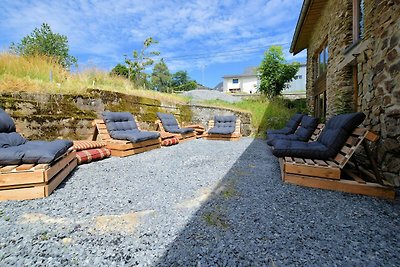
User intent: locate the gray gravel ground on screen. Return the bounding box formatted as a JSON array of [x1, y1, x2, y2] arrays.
[[182, 89, 242, 103], [0, 138, 399, 266]]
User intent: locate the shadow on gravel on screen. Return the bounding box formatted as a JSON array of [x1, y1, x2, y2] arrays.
[[154, 110, 400, 266]]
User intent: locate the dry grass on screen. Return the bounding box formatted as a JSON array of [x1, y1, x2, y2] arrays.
[[0, 53, 189, 104]]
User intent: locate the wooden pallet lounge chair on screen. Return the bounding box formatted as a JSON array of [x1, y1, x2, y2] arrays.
[[267, 115, 318, 146], [273, 113, 395, 199], [204, 115, 241, 141], [155, 112, 196, 142], [92, 112, 161, 157], [0, 108, 76, 201]]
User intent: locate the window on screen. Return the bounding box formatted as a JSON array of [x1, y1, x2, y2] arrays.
[[313, 41, 328, 119], [232, 78, 239, 84], [352, 0, 365, 43], [317, 45, 328, 78]]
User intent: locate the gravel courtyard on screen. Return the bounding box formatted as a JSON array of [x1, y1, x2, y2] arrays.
[[0, 138, 399, 266]]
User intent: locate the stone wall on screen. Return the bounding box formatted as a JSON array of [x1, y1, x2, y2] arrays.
[[0, 89, 253, 141], [304, 0, 400, 185]]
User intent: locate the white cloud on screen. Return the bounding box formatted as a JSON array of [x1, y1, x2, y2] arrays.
[[0, 0, 303, 73]]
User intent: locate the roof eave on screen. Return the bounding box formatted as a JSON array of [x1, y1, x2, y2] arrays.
[[290, 0, 312, 55]]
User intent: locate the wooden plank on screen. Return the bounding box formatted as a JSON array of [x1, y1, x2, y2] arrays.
[[45, 158, 77, 196], [304, 159, 315, 165], [45, 151, 76, 181], [346, 136, 359, 146], [365, 131, 379, 142], [294, 158, 305, 164], [0, 170, 45, 187], [313, 160, 328, 166], [0, 165, 18, 173], [285, 157, 294, 162], [106, 138, 160, 150], [279, 158, 285, 181], [352, 127, 367, 136], [284, 174, 395, 200], [0, 185, 45, 201], [334, 153, 347, 166], [343, 169, 367, 184], [110, 143, 161, 157], [284, 162, 341, 179], [34, 164, 48, 170], [15, 164, 36, 171], [340, 146, 352, 154]]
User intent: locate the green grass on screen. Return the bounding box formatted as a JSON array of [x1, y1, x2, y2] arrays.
[[201, 96, 307, 138], [0, 53, 189, 104]]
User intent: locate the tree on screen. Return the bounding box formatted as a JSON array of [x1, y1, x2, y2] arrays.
[[110, 63, 129, 78], [125, 37, 160, 88], [10, 23, 77, 69], [171, 70, 197, 91], [151, 59, 172, 92], [258, 46, 299, 98]]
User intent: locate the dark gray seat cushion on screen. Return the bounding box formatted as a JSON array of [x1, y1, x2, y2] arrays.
[[0, 132, 27, 148], [0, 108, 17, 133], [102, 111, 160, 143], [272, 112, 366, 159], [208, 115, 236, 134], [156, 112, 194, 134], [266, 113, 303, 135], [20, 140, 73, 164], [0, 107, 73, 165], [0, 140, 73, 165], [267, 115, 318, 145], [111, 129, 160, 143]]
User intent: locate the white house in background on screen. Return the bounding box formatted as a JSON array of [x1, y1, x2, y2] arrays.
[[222, 67, 258, 94], [222, 64, 306, 94]]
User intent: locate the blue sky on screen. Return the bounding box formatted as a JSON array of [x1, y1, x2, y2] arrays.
[[0, 0, 306, 88]]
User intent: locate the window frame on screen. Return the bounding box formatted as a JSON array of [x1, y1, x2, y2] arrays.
[[232, 78, 239, 84], [352, 0, 364, 43]]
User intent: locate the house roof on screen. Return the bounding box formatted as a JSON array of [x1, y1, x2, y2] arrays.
[[222, 66, 258, 79], [290, 0, 328, 55]]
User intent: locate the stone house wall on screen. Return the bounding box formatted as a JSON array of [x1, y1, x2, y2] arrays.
[[304, 1, 400, 185]]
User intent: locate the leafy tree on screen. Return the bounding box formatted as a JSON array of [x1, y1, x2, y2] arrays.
[[125, 37, 160, 88], [171, 70, 197, 91], [258, 46, 299, 99], [110, 63, 129, 78], [10, 23, 77, 69], [151, 59, 172, 92]]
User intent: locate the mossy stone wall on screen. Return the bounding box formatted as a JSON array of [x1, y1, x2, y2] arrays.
[[0, 89, 252, 141]]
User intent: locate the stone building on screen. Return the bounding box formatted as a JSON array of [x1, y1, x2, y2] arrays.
[[290, 0, 400, 184]]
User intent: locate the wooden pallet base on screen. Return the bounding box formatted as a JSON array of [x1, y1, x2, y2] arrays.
[[204, 133, 241, 141], [109, 142, 161, 157], [178, 132, 196, 142], [283, 173, 395, 200], [0, 151, 77, 201]]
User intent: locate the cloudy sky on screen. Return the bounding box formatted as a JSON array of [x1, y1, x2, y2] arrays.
[[0, 0, 306, 88]]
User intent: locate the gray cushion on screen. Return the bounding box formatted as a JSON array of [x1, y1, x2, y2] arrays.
[[156, 112, 194, 134], [267, 115, 318, 145], [111, 129, 160, 143], [102, 111, 138, 133], [208, 115, 236, 134], [0, 146, 25, 165], [20, 140, 73, 164], [103, 111, 160, 143], [0, 132, 27, 148], [0, 108, 16, 133], [272, 112, 366, 160], [0, 140, 73, 165], [266, 113, 304, 135]]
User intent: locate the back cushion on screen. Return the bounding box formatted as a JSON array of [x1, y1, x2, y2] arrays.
[[0, 108, 16, 133], [102, 112, 138, 133], [157, 112, 180, 132], [295, 115, 318, 141], [0, 132, 27, 148], [317, 112, 366, 157], [214, 115, 236, 129], [286, 113, 304, 133]]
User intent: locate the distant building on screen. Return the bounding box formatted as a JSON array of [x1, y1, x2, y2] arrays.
[[222, 65, 306, 94]]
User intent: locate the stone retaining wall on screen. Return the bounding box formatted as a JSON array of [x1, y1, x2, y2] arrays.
[[0, 89, 253, 141]]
